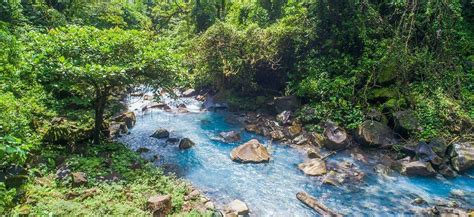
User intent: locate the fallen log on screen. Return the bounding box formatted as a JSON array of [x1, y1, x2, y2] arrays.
[[296, 191, 342, 217]]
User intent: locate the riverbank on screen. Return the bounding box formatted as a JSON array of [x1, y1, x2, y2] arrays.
[[4, 142, 213, 216]]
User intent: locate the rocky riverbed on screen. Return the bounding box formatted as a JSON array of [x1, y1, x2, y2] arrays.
[[114, 90, 474, 216]]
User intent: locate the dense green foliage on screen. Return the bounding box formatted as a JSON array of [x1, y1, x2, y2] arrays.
[[12, 142, 196, 215], [0, 0, 473, 214]]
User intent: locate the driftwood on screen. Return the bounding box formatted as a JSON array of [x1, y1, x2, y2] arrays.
[[296, 192, 342, 217]]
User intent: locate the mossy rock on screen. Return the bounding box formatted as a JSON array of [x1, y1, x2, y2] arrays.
[[382, 98, 407, 111], [377, 61, 398, 84], [393, 110, 418, 135], [368, 88, 400, 102]]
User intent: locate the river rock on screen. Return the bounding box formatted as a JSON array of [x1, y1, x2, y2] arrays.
[[438, 163, 458, 177], [114, 111, 136, 128], [276, 111, 292, 125], [230, 139, 270, 163], [224, 199, 249, 216], [178, 107, 189, 113], [107, 121, 128, 138], [298, 159, 327, 176], [425, 206, 469, 217], [393, 110, 418, 135], [293, 134, 309, 146], [307, 150, 320, 159], [136, 147, 150, 153], [166, 138, 180, 144], [270, 130, 285, 140], [179, 138, 196, 150], [71, 172, 88, 187], [182, 89, 196, 97], [195, 94, 206, 101], [322, 171, 346, 187], [146, 102, 169, 110], [355, 120, 397, 147], [373, 164, 393, 177], [245, 124, 258, 133], [288, 123, 302, 138], [147, 194, 172, 216], [429, 138, 449, 157], [151, 128, 170, 139], [350, 147, 369, 163], [449, 142, 474, 172], [219, 131, 241, 142], [401, 161, 436, 176], [321, 122, 349, 150], [417, 142, 444, 166]]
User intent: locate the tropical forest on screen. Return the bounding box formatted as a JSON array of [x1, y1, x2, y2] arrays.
[[0, 0, 473, 216]]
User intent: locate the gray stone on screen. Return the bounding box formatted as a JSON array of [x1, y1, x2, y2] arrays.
[[401, 161, 436, 176], [151, 128, 170, 139], [450, 142, 474, 172], [179, 138, 196, 150], [355, 120, 398, 147], [321, 122, 349, 150]]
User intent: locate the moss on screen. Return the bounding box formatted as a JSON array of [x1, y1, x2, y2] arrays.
[[377, 60, 398, 84], [368, 87, 400, 102]]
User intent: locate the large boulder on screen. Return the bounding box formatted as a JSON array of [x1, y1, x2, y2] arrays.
[[415, 142, 443, 166], [224, 199, 249, 216], [179, 138, 196, 150], [321, 122, 349, 150], [400, 161, 436, 176], [449, 142, 474, 172], [219, 131, 241, 142], [393, 110, 418, 135], [147, 194, 172, 217], [429, 138, 449, 157], [355, 120, 398, 147], [298, 159, 327, 176], [114, 111, 136, 129], [151, 128, 170, 139], [271, 95, 300, 113], [230, 139, 270, 163]]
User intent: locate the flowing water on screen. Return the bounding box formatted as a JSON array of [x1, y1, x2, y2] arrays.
[[119, 95, 474, 216]]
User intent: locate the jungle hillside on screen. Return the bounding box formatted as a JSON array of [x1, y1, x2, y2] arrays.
[[1, 0, 473, 216]]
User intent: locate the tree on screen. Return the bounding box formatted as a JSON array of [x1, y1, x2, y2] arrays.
[[27, 26, 177, 144]]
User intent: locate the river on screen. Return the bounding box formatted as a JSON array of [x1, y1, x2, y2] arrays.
[[119, 95, 474, 216]]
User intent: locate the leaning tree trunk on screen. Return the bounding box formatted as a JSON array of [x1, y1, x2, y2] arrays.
[[93, 90, 108, 145]]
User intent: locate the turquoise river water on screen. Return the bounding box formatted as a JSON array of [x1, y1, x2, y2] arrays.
[[119, 96, 474, 216]]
